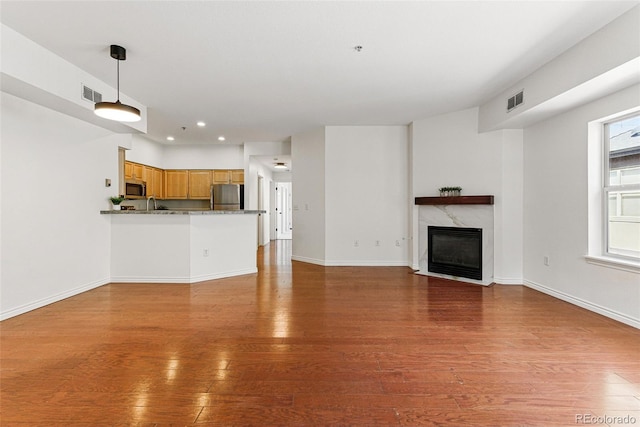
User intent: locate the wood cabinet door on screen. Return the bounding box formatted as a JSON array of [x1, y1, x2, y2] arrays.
[[152, 168, 164, 199], [212, 170, 231, 184], [230, 169, 244, 184], [143, 166, 154, 193], [124, 162, 133, 179], [165, 170, 189, 199], [132, 163, 144, 180], [188, 170, 212, 199]]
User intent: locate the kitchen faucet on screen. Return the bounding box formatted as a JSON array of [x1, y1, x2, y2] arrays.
[[146, 196, 157, 211]]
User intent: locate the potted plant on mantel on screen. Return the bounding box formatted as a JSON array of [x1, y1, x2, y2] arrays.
[[439, 186, 462, 197], [109, 196, 125, 210]]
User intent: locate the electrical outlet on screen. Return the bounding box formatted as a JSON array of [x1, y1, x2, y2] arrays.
[[354, 240, 359, 247], [203, 249, 209, 257], [375, 240, 380, 247], [395, 240, 400, 247], [543, 255, 550, 266]]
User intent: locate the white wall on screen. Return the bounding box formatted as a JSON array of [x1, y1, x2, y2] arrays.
[[1, 93, 117, 319], [523, 84, 640, 327], [411, 107, 524, 284], [1, 24, 147, 135], [125, 137, 244, 170], [479, 5, 640, 132], [126, 135, 164, 167], [162, 144, 243, 170], [247, 160, 273, 245], [324, 126, 409, 266], [291, 127, 326, 264]]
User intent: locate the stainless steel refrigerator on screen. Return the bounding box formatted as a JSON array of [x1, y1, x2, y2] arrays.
[[211, 184, 241, 210]]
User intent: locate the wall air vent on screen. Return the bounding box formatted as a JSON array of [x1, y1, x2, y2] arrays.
[[81, 84, 102, 104], [507, 90, 524, 112]]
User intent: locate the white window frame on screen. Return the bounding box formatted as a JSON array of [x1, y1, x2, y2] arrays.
[[586, 109, 640, 273]]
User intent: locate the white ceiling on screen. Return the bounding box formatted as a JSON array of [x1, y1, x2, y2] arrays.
[[1, 1, 636, 149]]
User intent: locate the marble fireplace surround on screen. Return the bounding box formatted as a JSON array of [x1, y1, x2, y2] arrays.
[[416, 196, 494, 286]]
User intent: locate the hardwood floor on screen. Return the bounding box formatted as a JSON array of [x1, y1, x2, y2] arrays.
[[1, 240, 639, 426]]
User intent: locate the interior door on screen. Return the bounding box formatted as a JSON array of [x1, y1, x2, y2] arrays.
[[276, 182, 292, 240]]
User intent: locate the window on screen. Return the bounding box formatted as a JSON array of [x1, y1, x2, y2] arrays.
[[604, 113, 640, 260]]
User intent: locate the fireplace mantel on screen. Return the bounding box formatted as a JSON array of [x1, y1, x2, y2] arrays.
[[415, 195, 494, 205]]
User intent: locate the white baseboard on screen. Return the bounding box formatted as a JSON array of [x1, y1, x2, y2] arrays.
[[291, 255, 410, 267], [190, 268, 258, 283], [324, 260, 410, 267], [111, 268, 258, 284], [110, 275, 190, 284], [291, 255, 327, 266], [0, 277, 110, 321], [524, 279, 640, 329], [493, 276, 523, 285]]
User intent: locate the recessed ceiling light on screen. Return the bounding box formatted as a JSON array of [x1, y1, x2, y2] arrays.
[[218, 136, 226, 141], [197, 121, 206, 127], [167, 136, 175, 141]]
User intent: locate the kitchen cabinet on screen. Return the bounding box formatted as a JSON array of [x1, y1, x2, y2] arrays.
[[188, 170, 212, 199], [124, 161, 145, 181], [164, 170, 189, 199], [145, 167, 164, 199], [212, 170, 231, 184], [123, 161, 242, 200], [152, 168, 164, 199], [213, 169, 244, 185], [231, 169, 244, 184]]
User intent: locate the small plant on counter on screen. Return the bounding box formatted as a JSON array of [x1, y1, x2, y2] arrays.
[[438, 186, 462, 197], [110, 196, 125, 210]]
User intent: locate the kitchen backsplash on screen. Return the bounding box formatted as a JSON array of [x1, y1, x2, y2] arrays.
[[120, 199, 210, 211]]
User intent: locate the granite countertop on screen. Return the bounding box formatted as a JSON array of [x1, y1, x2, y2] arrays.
[[101, 209, 265, 215]]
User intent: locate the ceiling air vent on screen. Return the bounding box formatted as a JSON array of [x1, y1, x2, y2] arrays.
[[507, 90, 524, 112], [81, 84, 102, 104]]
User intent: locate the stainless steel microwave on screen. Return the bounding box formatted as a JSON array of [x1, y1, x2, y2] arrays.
[[125, 179, 146, 199]]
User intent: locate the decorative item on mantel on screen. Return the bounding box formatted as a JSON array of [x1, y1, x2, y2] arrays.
[[110, 196, 125, 210], [438, 186, 462, 197]]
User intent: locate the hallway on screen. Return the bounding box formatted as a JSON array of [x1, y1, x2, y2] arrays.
[[1, 241, 639, 425]]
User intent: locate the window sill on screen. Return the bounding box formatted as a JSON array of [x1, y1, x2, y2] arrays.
[[584, 255, 640, 274]]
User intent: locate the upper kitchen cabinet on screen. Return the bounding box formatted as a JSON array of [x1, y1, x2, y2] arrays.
[[212, 169, 244, 185], [231, 169, 244, 184], [188, 170, 212, 199], [146, 167, 164, 199], [164, 170, 189, 199], [124, 161, 144, 181], [152, 168, 164, 199]]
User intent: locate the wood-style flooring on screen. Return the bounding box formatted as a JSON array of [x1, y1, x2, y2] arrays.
[[1, 240, 639, 426]]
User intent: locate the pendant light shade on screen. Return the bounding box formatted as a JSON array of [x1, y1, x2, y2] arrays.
[[274, 162, 288, 169], [94, 45, 141, 122], [95, 100, 141, 122]]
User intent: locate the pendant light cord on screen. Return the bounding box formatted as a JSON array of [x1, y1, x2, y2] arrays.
[[116, 58, 120, 102]]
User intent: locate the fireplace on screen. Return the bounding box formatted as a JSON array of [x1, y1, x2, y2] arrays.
[[428, 226, 482, 281]]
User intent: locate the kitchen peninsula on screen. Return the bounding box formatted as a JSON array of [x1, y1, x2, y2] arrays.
[[101, 210, 264, 283]]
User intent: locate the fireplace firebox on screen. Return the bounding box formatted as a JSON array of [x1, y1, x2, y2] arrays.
[[428, 226, 482, 281]]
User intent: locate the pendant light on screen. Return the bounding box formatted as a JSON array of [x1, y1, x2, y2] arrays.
[[274, 162, 288, 169], [94, 45, 141, 122]]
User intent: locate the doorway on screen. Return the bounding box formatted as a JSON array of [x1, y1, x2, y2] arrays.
[[258, 175, 265, 246], [275, 182, 292, 240]]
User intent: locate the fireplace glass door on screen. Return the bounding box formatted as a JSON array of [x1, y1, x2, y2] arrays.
[[428, 226, 482, 280]]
